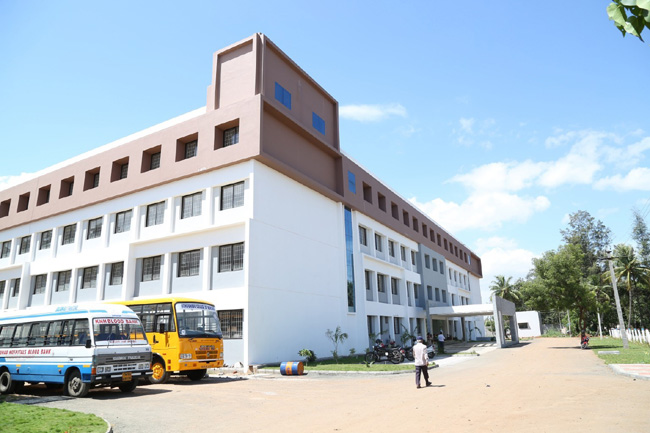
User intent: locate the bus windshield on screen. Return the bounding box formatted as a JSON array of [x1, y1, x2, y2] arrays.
[[93, 317, 147, 344], [175, 302, 222, 339]]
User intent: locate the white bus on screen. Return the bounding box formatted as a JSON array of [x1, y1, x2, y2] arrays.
[[0, 303, 152, 397]]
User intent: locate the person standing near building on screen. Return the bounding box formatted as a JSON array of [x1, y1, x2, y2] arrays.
[[437, 331, 445, 354], [413, 336, 431, 389]]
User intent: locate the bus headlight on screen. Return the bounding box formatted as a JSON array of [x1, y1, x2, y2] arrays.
[[180, 353, 192, 360]]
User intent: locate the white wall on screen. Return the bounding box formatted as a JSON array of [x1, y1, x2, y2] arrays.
[[516, 311, 542, 338]]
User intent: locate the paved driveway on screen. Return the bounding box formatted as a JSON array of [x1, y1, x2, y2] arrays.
[[10, 338, 650, 432]]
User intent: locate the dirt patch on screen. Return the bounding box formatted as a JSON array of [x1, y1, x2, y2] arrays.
[[23, 337, 650, 432]]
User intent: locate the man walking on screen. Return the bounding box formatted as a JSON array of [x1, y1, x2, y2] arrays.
[[437, 331, 445, 354], [413, 335, 431, 389]]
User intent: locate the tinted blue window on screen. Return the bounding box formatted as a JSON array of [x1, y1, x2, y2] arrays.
[[274, 82, 291, 110], [348, 171, 356, 194], [344, 207, 356, 312], [312, 112, 326, 135]]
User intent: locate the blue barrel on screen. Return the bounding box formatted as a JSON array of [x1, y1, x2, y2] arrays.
[[280, 361, 304, 376]]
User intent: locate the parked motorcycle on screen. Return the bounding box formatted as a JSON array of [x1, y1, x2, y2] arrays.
[[365, 339, 404, 364], [402, 344, 436, 361], [580, 334, 590, 349]]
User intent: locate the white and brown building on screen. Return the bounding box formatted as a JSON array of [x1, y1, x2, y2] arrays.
[[0, 34, 484, 366]]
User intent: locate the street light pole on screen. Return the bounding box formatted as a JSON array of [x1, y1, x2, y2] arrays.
[[607, 253, 629, 349]]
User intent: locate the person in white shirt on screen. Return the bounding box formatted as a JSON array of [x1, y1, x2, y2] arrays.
[[437, 331, 445, 354], [413, 336, 431, 389]]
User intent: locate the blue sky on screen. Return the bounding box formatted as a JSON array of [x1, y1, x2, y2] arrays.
[[2, 1, 649, 302]]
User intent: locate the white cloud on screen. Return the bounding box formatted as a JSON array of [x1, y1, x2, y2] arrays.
[[449, 160, 546, 193], [459, 117, 474, 133], [476, 241, 537, 303], [409, 192, 550, 232], [0, 173, 36, 192], [454, 117, 497, 147], [594, 167, 650, 191], [339, 103, 407, 122]]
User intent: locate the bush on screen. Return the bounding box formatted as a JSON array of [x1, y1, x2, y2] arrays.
[[298, 349, 317, 364]]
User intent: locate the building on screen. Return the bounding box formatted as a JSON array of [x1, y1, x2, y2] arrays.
[[0, 34, 484, 367], [515, 311, 542, 338]]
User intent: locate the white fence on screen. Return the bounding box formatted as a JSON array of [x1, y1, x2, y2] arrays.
[[609, 328, 650, 345]]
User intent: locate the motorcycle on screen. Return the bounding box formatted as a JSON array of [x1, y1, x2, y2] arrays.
[[580, 334, 590, 349], [365, 339, 404, 364], [403, 344, 436, 361]]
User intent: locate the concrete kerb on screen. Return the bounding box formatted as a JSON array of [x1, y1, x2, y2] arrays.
[[608, 364, 650, 381]]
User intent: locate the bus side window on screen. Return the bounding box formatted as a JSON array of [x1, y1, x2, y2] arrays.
[[0, 325, 16, 347], [46, 321, 62, 346], [73, 319, 90, 346], [28, 322, 48, 346], [12, 324, 30, 346], [60, 320, 73, 346]]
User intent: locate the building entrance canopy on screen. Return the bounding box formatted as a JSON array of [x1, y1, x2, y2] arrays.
[[427, 296, 519, 348]]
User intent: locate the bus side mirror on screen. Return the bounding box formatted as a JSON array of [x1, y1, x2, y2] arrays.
[[85, 339, 92, 349], [158, 323, 166, 333]]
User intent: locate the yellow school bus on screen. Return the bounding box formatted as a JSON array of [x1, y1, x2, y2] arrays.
[[114, 298, 224, 383]]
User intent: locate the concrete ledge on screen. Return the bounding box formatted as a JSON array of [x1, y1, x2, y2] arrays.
[[609, 364, 650, 381]]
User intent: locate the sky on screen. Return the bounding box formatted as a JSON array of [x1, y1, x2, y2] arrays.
[[1, 1, 649, 303]]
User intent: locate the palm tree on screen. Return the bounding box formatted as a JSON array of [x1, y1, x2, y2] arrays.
[[489, 275, 520, 303], [609, 245, 650, 328]]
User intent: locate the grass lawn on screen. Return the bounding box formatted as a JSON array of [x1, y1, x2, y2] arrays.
[[259, 355, 432, 372], [589, 336, 650, 364], [0, 400, 107, 433]]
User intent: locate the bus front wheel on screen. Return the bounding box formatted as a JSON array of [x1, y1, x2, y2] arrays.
[[119, 380, 138, 393], [148, 360, 170, 384], [187, 369, 207, 381], [0, 370, 21, 394], [65, 370, 90, 398]]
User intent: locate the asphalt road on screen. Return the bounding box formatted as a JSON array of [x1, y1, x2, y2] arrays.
[[9, 338, 650, 432]]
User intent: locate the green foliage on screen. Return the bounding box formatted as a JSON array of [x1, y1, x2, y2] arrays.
[[608, 0, 650, 42], [489, 275, 521, 304], [590, 337, 650, 364], [0, 403, 107, 433], [348, 348, 356, 357], [298, 348, 317, 364], [325, 326, 348, 363]]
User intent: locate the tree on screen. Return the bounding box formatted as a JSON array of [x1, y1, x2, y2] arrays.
[[529, 244, 596, 334], [608, 244, 650, 327], [560, 210, 612, 277], [325, 326, 348, 363], [607, 0, 650, 42], [631, 208, 650, 265], [489, 275, 520, 304]]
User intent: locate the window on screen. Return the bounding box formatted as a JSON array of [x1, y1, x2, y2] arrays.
[[518, 322, 530, 330], [87, 217, 103, 240], [62, 224, 76, 245], [181, 192, 202, 219], [432, 258, 438, 272], [414, 284, 419, 299], [0, 199, 10, 218], [92, 172, 100, 189], [218, 309, 243, 339], [146, 201, 165, 227], [150, 152, 161, 170], [359, 227, 367, 246], [427, 285, 433, 300], [348, 171, 356, 194], [220, 182, 245, 210], [411, 251, 416, 266], [391, 278, 399, 295], [424, 254, 430, 269], [60, 177, 74, 198], [400, 246, 406, 261], [439, 261, 444, 275], [12, 278, 20, 297], [363, 183, 372, 204], [219, 243, 244, 272], [393, 317, 401, 335], [185, 140, 198, 159], [223, 126, 239, 147], [119, 162, 129, 180], [377, 274, 385, 293], [0, 281, 5, 296], [344, 207, 356, 312], [19, 236, 31, 255], [442, 290, 447, 303], [312, 112, 325, 135], [39, 230, 52, 250], [17, 193, 29, 212], [388, 241, 395, 257], [82, 266, 98, 289], [142, 256, 162, 282], [110, 262, 124, 285], [435, 287, 440, 302], [365, 270, 371, 291], [274, 82, 291, 109], [37, 186, 50, 206], [33, 274, 46, 295], [374, 233, 382, 252], [178, 250, 201, 277], [115, 210, 132, 233], [57, 271, 71, 292]]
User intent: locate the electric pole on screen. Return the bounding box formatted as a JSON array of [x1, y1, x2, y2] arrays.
[[606, 252, 629, 349]]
